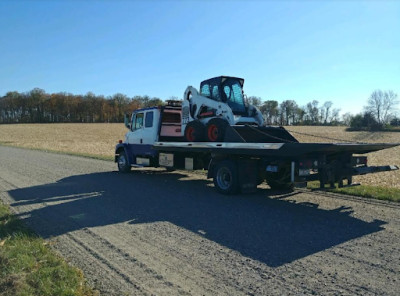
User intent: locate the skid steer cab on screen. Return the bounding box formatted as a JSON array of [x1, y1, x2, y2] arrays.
[[181, 76, 264, 142]]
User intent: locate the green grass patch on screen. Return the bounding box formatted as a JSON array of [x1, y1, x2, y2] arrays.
[[307, 181, 400, 202], [0, 202, 97, 296], [384, 126, 400, 132], [346, 126, 400, 132]]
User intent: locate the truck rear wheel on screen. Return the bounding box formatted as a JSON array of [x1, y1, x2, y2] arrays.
[[206, 118, 228, 142], [117, 151, 131, 173], [184, 120, 205, 142], [213, 160, 239, 194]]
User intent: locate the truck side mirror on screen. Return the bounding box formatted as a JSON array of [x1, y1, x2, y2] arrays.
[[124, 113, 131, 129]]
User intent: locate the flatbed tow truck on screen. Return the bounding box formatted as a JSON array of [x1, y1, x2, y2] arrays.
[[115, 100, 399, 194]]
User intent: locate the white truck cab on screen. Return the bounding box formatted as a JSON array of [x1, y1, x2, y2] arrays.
[[117, 102, 183, 169], [126, 108, 160, 146]]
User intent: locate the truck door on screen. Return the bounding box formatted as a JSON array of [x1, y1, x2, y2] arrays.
[[141, 110, 158, 144], [127, 112, 144, 145], [128, 110, 158, 144]]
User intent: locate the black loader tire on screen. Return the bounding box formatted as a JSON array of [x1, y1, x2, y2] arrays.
[[206, 118, 229, 142], [184, 120, 205, 142]]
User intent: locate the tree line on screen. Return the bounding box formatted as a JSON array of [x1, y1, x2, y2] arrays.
[[0, 88, 342, 125], [247, 97, 341, 126], [347, 90, 399, 130], [0, 88, 163, 123], [0, 88, 398, 127], [248, 89, 398, 128]]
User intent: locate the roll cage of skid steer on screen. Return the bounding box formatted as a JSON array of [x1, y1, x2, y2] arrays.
[[182, 76, 264, 142]]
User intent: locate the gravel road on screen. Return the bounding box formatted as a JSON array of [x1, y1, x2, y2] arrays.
[[0, 146, 399, 295]]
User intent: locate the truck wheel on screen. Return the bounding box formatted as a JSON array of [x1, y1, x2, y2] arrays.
[[206, 118, 229, 142], [117, 151, 131, 173], [184, 120, 205, 142], [213, 160, 239, 194]]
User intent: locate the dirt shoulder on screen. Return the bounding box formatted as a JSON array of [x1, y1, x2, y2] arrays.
[[0, 146, 399, 295]]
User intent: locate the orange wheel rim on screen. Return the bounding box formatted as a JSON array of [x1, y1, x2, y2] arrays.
[[186, 126, 195, 141], [208, 124, 218, 141]]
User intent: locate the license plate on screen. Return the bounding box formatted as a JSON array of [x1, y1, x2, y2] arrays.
[[159, 153, 174, 167]]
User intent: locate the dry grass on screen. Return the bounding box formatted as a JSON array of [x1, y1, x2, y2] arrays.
[[0, 123, 126, 160], [0, 124, 399, 189]]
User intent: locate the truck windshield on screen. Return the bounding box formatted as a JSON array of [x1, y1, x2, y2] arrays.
[[222, 79, 246, 114]]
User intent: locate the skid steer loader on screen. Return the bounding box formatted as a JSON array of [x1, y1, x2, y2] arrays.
[[181, 76, 266, 142]]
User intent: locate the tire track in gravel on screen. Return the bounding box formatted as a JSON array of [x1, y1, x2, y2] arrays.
[[83, 224, 217, 295], [0, 173, 140, 294], [1, 181, 246, 294], [88, 222, 285, 295], [0, 175, 170, 295], [76, 227, 192, 295], [64, 231, 149, 294]]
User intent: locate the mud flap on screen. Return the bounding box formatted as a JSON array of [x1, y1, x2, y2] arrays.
[[237, 159, 258, 193]]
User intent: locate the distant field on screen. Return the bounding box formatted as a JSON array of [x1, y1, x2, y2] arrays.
[[0, 124, 399, 189], [0, 123, 126, 160]]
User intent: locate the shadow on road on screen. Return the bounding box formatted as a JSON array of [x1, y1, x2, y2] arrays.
[[8, 170, 385, 267]]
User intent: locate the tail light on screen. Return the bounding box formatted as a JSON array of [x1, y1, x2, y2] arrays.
[[352, 156, 367, 166]]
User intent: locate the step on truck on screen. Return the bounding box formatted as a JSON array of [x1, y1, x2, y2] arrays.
[[115, 101, 399, 194]]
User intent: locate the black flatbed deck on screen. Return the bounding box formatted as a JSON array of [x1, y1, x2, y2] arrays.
[[154, 141, 399, 159]]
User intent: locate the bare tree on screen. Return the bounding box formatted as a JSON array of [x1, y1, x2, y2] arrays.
[[279, 100, 297, 125], [330, 108, 341, 124], [294, 106, 306, 125], [342, 112, 352, 126], [322, 101, 333, 124], [306, 100, 319, 124], [247, 96, 262, 107], [260, 100, 279, 125], [365, 90, 399, 125]]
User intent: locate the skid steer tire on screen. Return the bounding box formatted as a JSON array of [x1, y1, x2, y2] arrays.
[[206, 118, 229, 142], [184, 120, 205, 142]]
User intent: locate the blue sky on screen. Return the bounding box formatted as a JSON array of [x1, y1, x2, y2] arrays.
[[0, 0, 399, 115]]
